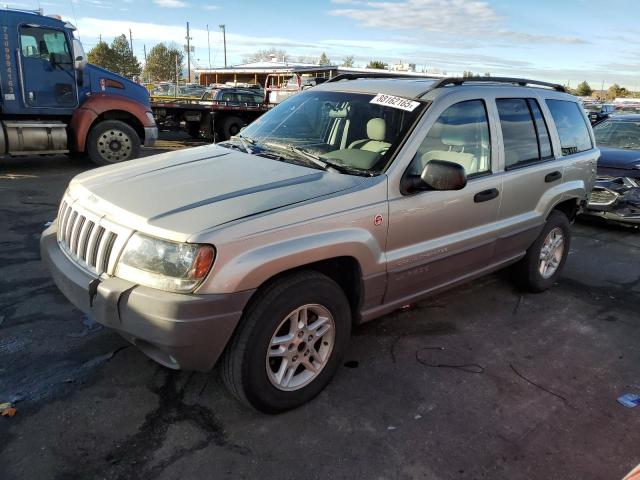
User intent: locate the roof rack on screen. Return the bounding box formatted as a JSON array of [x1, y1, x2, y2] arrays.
[[326, 72, 433, 83], [424, 77, 566, 94]]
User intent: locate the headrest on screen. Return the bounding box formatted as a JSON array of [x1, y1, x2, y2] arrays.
[[367, 118, 386, 141], [441, 124, 471, 147]]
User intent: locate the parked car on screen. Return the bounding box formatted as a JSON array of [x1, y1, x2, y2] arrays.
[[583, 103, 615, 124], [583, 115, 640, 225], [201, 87, 264, 105], [42, 76, 597, 413]]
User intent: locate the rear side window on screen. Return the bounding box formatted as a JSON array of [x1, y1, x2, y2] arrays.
[[546, 100, 593, 155], [497, 98, 554, 169]]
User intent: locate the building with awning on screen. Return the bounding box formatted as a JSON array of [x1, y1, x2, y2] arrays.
[[195, 60, 445, 87]]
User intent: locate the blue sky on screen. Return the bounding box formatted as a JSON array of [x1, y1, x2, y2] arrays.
[[6, 0, 640, 89]]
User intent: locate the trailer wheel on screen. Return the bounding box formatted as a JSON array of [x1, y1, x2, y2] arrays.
[[87, 120, 141, 166], [186, 121, 201, 139], [221, 116, 246, 140]]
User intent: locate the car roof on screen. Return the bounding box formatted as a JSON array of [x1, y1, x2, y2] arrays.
[[314, 77, 438, 99], [608, 114, 640, 121], [314, 76, 571, 101]]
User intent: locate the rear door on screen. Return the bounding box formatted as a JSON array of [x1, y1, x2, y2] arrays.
[[493, 96, 591, 261], [18, 25, 77, 109]]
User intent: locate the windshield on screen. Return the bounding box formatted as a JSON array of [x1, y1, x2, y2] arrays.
[[593, 120, 640, 149], [232, 90, 425, 175]]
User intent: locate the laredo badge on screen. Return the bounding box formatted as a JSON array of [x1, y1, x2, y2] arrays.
[[370, 93, 420, 112]]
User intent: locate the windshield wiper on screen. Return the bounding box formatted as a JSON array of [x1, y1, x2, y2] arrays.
[[281, 144, 372, 176], [229, 133, 255, 154]]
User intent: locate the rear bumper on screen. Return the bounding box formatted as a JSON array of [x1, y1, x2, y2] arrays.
[[41, 222, 254, 371], [144, 126, 158, 147]]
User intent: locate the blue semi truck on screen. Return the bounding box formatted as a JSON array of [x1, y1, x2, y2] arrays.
[[1, 8, 157, 165]]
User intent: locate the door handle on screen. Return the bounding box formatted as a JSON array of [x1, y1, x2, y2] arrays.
[[474, 188, 499, 203], [545, 171, 562, 183]]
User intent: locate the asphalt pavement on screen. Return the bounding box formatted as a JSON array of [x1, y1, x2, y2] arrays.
[[1, 133, 639, 480]]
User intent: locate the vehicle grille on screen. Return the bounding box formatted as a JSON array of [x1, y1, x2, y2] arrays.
[[57, 200, 120, 275], [588, 188, 618, 206]]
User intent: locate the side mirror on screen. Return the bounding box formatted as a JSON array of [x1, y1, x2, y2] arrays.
[[74, 55, 86, 71], [404, 160, 467, 192]]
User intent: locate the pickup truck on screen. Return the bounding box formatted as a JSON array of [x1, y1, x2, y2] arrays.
[[42, 75, 597, 413]]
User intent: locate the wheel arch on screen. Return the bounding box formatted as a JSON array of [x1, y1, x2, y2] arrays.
[[70, 94, 152, 152], [242, 256, 365, 325]]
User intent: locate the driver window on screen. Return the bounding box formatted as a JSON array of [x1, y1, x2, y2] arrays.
[[409, 100, 491, 177], [20, 27, 71, 65]]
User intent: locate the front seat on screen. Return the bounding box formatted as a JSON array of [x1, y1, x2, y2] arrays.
[[418, 125, 477, 174], [349, 118, 391, 154]]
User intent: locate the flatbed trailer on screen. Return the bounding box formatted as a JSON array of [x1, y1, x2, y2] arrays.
[[150, 95, 270, 142]]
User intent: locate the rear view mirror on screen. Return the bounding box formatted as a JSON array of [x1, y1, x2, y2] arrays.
[[403, 159, 467, 193]]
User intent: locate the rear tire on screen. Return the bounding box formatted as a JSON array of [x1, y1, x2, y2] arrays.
[[221, 116, 246, 141], [186, 121, 201, 139], [87, 120, 141, 166], [514, 210, 571, 292], [221, 271, 351, 413]]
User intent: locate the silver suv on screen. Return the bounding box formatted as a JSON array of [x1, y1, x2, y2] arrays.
[[42, 76, 598, 412]]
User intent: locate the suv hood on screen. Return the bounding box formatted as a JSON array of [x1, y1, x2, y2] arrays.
[[68, 145, 365, 240]]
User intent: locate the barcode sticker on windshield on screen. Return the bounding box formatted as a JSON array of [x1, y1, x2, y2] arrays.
[[370, 93, 420, 112]]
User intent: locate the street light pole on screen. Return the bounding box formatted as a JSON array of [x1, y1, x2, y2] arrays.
[[219, 24, 227, 68], [186, 21, 192, 83]]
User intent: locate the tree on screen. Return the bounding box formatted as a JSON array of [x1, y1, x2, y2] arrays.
[[367, 60, 387, 70], [319, 52, 330, 65], [462, 71, 476, 78], [87, 40, 116, 72], [143, 43, 184, 82], [110, 34, 141, 79], [575, 81, 593, 97], [342, 56, 355, 68], [608, 83, 628, 100], [243, 48, 287, 63]]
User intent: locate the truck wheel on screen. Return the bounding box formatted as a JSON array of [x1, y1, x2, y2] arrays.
[[514, 210, 571, 292], [221, 116, 246, 140], [87, 120, 140, 166], [186, 121, 201, 139], [221, 271, 351, 413]]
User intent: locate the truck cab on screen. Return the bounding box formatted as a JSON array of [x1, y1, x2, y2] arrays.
[[0, 9, 157, 165]]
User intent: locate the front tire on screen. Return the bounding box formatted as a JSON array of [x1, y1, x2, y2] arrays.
[[87, 120, 141, 166], [515, 210, 571, 292], [221, 271, 351, 413]]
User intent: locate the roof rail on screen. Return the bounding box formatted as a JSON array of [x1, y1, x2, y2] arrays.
[[326, 72, 431, 83], [424, 76, 566, 94]]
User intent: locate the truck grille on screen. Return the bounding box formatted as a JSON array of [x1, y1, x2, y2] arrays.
[[57, 199, 123, 275], [588, 188, 618, 206]]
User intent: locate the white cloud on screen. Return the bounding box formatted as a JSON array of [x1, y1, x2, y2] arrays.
[[330, 0, 587, 45], [153, 0, 189, 7]]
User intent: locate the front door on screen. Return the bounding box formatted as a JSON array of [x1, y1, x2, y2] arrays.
[[385, 99, 502, 305], [18, 25, 77, 109]]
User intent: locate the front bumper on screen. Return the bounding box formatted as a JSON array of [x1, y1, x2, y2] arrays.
[[144, 126, 159, 147], [583, 176, 640, 226], [41, 223, 254, 371]]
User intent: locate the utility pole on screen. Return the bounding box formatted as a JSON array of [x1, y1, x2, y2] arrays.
[[207, 24, 211, 70], [143, 44, 147, 62], [185, 22, 192, 83], [129, 28, 133, 51], [219, 24, 227, 68]]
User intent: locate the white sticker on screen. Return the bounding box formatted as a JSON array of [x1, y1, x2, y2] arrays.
[[370, 93, 420, 112], [4, 94, 15, 101]]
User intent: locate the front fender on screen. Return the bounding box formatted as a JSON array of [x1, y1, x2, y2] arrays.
[[197, 228, 386, 295], [70, 94, 154, 152]]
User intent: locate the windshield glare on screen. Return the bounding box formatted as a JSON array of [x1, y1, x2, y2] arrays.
[[593, 120, 640, 149], [238, 90, 425, 173]]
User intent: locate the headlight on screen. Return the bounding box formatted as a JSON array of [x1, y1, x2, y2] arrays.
[[145, 111, 156, 125], [115, 233, 214, 293]]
